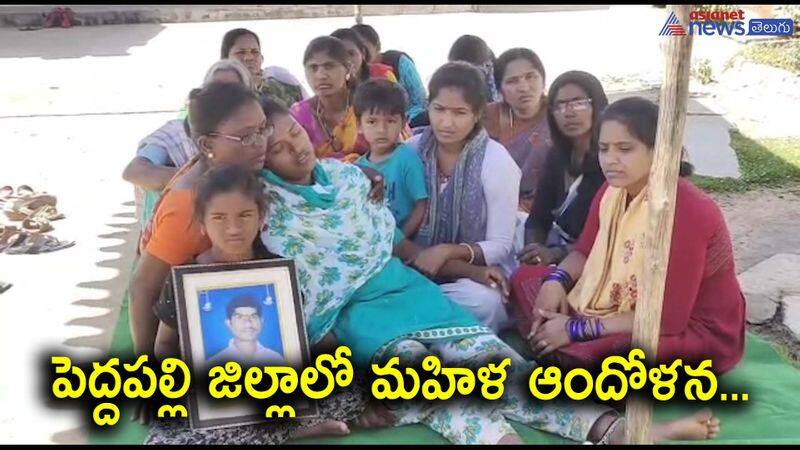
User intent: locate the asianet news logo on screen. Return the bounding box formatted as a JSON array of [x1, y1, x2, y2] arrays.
[[659, 9, 795, 37]]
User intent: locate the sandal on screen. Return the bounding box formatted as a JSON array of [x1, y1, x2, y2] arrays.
[[4, 232, 74, 255], [0, 225, 20, 252], [22, 215, 53, 233], [27, 233, 75, 254], [4, 200, 63, 222], [2, 232, 30, 254]]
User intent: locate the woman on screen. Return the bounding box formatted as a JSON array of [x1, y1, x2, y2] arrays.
[[130, 83, 274, 362], [513, 97, 746, 375], [146, 164, 367, 443], [516, 70, 609, 268], [351, 23, 428, 127], [220, 27, 308, 108], [130, 83, 383, 364], [291, 36, 409, 162], [330, 28, 398, 83], [260, 103, 722, 444], [448, 35, 500, 103], [407, 62, 520, 334], [123, 59, 252, 232], [484, 48, 551, 214]]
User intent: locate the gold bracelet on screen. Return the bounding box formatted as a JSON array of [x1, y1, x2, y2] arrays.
[[459, 243, 475, 264]]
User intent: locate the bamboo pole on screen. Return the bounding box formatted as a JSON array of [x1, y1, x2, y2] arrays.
[[624, 4, 694, 444], [354, 5, 363, 24]]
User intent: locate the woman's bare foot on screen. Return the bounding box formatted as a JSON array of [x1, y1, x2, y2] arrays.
[[290, 419, 350, 439], [652, 408, 720, 442], [353, 400, 396, 429], [589, 409, 720, 444], [498, 433, 524, 444]]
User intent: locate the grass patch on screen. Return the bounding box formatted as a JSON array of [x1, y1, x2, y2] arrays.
[[741, 39, 800, 76], [692, 130, 800, 192]]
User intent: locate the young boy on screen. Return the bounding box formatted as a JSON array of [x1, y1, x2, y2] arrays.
[[354, 79, 429, 238]]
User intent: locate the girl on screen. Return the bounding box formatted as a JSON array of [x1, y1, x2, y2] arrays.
[[145, 164, 367, 444]]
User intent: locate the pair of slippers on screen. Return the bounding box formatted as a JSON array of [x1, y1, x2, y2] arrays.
[[0, 225, 74, 255], [2, 185, 65, 233]]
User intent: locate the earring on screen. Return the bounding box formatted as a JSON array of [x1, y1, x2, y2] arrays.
[[346, 73, 351, 81], [208, 152, 214, 159]]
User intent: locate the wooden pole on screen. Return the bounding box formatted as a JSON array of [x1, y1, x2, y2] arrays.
[[354, 5, 363, 24], [624, 4, 694, 444]]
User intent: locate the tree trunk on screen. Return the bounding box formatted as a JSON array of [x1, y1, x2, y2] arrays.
[[624, 3, 694, 445]]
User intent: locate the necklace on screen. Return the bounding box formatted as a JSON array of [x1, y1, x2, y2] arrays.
[[314, 96, 350, 154], [315, 96, 350, 140]]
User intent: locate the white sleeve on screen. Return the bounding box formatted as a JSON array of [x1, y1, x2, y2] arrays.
[[475, 140, 521, 267]]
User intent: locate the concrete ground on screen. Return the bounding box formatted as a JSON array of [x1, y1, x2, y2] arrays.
[[0, 5, 795, 444]]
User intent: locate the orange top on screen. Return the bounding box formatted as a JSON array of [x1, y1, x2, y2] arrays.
[[141, 189, 210, 266]]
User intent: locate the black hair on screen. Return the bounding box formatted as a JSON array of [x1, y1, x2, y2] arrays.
[[259, 95, 290, 123], [330, 28, 371, 82], [493, 47, 546, 91], [428, 61, 487, 116], [448, 35, 493, 65], [187, 82, 260, 141], [351, 23, 381, 56], [353, 78, 407, 120], [303, 36, 359, 94], [226, 295, 262, 320], [220, 28, 260, 59], [193, 164, 268, 224], [546, 70, 609, 175], [600, 97, 695, 177]]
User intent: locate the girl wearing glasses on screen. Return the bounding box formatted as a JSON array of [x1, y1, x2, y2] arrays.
[[515, 71, 609, 269]]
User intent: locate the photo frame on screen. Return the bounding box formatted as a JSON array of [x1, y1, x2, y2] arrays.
[[172, 258, 318, 430]]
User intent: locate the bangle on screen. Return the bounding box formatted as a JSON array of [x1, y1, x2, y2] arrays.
[[566, 317, 603, 343], [459, 243, 475, 264], [543, 268, 574, 293]]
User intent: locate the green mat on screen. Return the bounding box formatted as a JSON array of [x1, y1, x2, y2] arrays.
[[90, 289, 800, 445]]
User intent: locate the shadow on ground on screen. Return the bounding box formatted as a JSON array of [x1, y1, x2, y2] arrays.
[[50, 201, 138, 444], [0, 24, 164, 59]]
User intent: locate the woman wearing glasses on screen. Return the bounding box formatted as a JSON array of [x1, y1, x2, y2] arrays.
[[514, 71, 609, 269], [509, 71, 610, 348], [130, 83, 276, 373]]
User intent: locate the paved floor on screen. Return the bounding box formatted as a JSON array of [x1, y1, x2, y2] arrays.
[[0, 6, 765, 443]]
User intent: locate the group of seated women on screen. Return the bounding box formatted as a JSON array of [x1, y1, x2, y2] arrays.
[[123, 23, 744, 445]]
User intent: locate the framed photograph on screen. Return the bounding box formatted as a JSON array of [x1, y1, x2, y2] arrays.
[[172, 258, 318, 430]]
